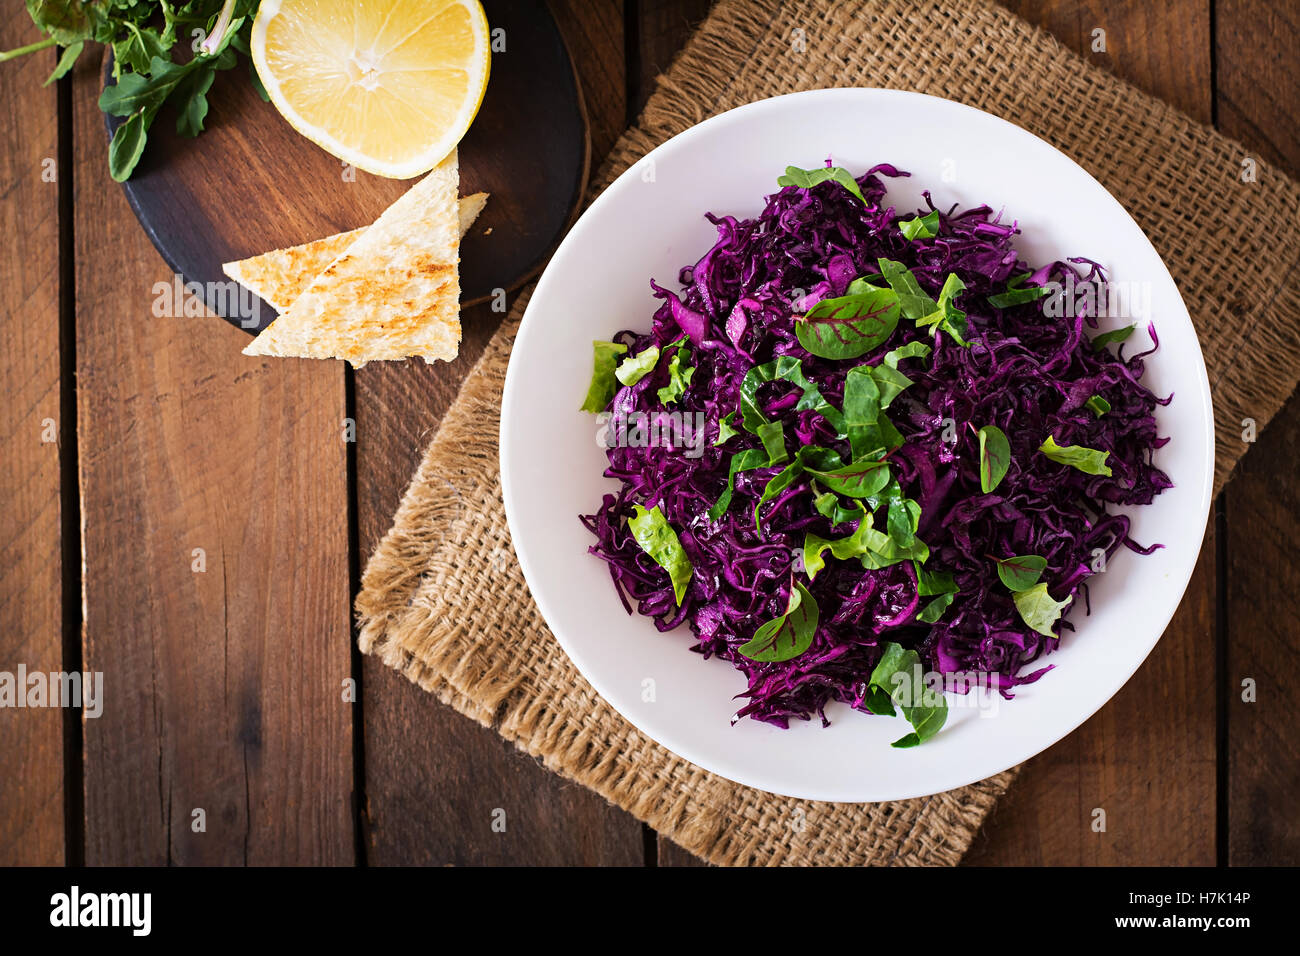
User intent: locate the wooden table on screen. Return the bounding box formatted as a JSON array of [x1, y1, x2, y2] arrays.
[[1, 0, 1296, 867]]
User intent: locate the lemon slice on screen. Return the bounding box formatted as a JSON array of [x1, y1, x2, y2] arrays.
[[251, 0, 490, 179]]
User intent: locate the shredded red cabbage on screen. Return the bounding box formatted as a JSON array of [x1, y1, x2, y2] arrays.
[[580, 163, 1171, 729]]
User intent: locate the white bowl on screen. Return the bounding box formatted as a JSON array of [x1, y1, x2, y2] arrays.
[[500, 89, 1213, 802]]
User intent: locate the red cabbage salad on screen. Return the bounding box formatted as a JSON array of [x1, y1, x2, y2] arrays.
[[578, 163, 1171, 747]]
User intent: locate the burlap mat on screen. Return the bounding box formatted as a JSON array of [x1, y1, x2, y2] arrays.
[[356, 0, 1300, 865]]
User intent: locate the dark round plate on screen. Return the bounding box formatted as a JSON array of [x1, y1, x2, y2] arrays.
[[103, 0, 589, 332]]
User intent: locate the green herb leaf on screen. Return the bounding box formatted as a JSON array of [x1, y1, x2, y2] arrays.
[[994, 554, 1047, 591], [861, 686, 897, 716], [656, 342, 694, 405], [776, 357, 845, 432], [977, 424, 1011, 494], [987, 284, 1051, 309], [803, 507, 882, 580], [113, 22, 167, 76], [795, 288, 902, 360], [868, 642, 947, 747], [1013, 582, 1072, 637], [1091, 324, 1137, 349], [756, 420, 788, 465], [858, 415, 905, 460], [877, 258, 938, 319], [917, 591, 956, 623], [858, 533, 930, 569], [579, 340, 628, 413], [801, 534, 833, 580], [867, 363, 912, 409], [739, 581, 819, 662], [846, 273, 887, 295], [627, 504, 694, 606], [753, 445, 846, 529], [24, 3, 85, 44], [886, 496, 921, 548], [99, 54, 189, 116], [843, 366, 882, 462], [802, 532, 844, 581], [916, 566, 958, 596], [714, 411, 740, 446], [882, 340, 931, 368], [898, 209, 939, 240], [707, 448, 768, 521], [1085, 395, 1111, 417], [107, 110, 149, 182], [808, 459, 892, 499], [615, 345, 659, 386], [174, 65, 218, 138], [737, 356, 846, 435], [916, 272, 969, 345], [28, 5, 256, 180], [754, 457, 805, 527], [804, 503, 929, 580], [811, 486, 932, 572], [841, 365, 908, 463], [812, 491, 865, 528], [777, 164, 866, 205], [1039, 435, 1113, 476], [44, 39, 82, 86]]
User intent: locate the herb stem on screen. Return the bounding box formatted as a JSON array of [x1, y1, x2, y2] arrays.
[[0, 36, 58, 62], [200, 0, 239, 55]]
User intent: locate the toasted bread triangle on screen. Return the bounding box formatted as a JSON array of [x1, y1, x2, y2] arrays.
[[241, 150, 463, 367], [222, 192, 487, 313]]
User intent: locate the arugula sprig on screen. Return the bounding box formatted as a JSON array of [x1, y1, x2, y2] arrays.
[[4, 0, 262, 181]]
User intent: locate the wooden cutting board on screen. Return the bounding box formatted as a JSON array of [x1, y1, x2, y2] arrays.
[[104, 0, 589, 333]]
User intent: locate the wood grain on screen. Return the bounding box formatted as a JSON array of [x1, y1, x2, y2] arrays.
[[72, 47, 354, 865], [1005, 0, 1213, 125], [354, 0, 646, 866], [630, 0, 714, 118], [0, 24, 65, 866], [1216, 0, 1300, 866], [1216, 0, 1300, 173], [968, 0, 1217, 866]]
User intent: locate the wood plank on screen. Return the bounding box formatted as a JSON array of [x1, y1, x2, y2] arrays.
[[1224, 392, 1300, 866], [1215, 0, 1300, 173], [631, 0, 715, 117], [0, 24, 65, 866], [1216, 0, 1300, 866], [72, 48, 354, 865], [356, 0, 645, 865], [1005, 0, 1212, 125], [968, 0, 1217, 865]]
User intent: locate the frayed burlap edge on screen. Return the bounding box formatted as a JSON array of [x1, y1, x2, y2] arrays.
[[357, 0, 1300, 866]]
